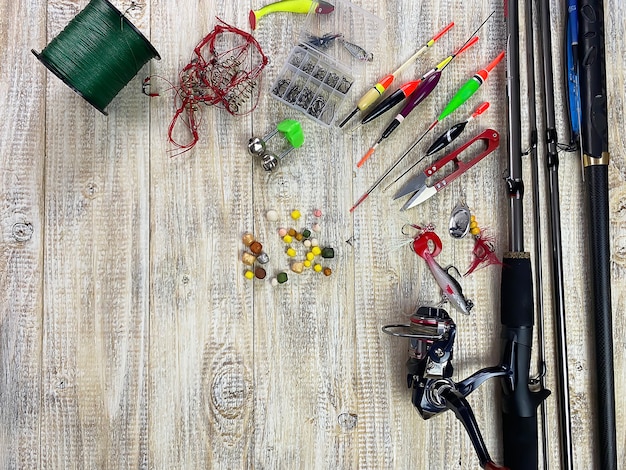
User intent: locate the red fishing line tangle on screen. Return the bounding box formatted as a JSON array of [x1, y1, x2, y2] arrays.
[[149, 18, 269, 155]]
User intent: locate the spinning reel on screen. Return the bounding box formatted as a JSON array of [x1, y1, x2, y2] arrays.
[[383, 306, 510, 470]]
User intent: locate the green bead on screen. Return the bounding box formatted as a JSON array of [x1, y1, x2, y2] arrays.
[[302, 229, 311, 238], [321, 247, 335, 259], [277, 272, 288, 284]]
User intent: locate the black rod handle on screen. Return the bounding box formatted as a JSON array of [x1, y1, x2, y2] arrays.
[[499, 254, 549, 470], [578, 0, 609, 159]]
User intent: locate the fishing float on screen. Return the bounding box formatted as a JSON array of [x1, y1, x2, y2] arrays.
[[338, 21, 454, 128], [355, 36, 480, 168], [349, 50, 503, 212]]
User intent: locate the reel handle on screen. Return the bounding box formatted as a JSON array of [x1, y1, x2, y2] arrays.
[[441, 389, 509, 470]]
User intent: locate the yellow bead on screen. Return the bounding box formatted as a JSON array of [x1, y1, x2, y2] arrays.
[[303, 260, 311, 268], [283, 235, 293, 243], [311, 246, 322, 256], [470, 215, 476, 222], [306, 252, 315, 261], [244, 270, 254, 279], [313, 264, 322, 272], [286, 248, 297, 257], [470, 221, 478, 229], [291, 210, 301, 220], [470, 227, 481, 236]]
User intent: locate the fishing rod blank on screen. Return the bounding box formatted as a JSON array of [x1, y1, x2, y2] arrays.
[[500, 0, 550, 468], [578, 0, 617, 468], [522, 0, 549, 467], [536, 0, 573, 467]]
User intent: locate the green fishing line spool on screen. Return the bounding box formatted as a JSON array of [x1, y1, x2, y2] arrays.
[[32, 0, 160, 114]]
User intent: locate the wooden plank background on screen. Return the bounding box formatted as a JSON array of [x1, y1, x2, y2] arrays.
[[0, 0, 624, 468]]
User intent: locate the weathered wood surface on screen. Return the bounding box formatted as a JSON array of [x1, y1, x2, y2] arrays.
[[0, 0, 624, 468]]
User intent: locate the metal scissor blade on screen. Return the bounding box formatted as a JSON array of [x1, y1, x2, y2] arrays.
[[401, 186, 437, 210], [400, 128, 500, 211], [393, 172, 427, 199]]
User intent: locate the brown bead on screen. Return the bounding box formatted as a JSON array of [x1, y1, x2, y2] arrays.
[[254, 267, 267, 279], [288, 228, 297, 237], [250, 241, 263, 254], [323, 267, 332, 276], [295, 233, 304, 241]]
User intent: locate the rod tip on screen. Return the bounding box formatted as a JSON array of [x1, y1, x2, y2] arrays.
[[339, 108, 358, 128], [357, 147, 376, 168]]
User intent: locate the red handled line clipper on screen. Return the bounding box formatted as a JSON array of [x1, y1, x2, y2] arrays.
[[394, 129, 500, 210]]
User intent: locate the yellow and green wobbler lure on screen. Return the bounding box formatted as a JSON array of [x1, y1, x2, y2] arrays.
[[249, 0, 335, 30]]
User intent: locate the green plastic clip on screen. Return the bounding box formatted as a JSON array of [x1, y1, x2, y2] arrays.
[[277, 119, 305, 148]]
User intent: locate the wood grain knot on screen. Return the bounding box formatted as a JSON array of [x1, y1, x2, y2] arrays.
[[82, 181, 99, 199], [610, 188, 626, 221], [337, 412, 358, 430], [266, 174, 295, 200], [210, 363, 249, 420], [612, 235, 626, 266], [12, 222, 33, 242]]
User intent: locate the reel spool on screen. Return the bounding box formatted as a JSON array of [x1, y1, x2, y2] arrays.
[[382, 305, 454, 361]]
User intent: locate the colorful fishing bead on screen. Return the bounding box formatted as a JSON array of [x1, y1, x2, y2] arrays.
[[302, 229, 311, 238], [278, 228, 288, 237], [310, 238, 319, 247], [323, 267, 332, 276], [250, 241, 263, 254], [257, 252, 270, 264], [283, 234, 293, 243], [286, 247, 297, 257], [288, 228, 297, 237], [266, 209, 279, 221], [311, 246, 322, 256], [295, 232, 304, 241], [277, 272, 288, 283], [255, 267, 267, 279], [303, 239, 312, 248], [271, 278, 279, 287], [469, 215, 480, 236], [321, 247, 335, 258], [242, 232, 255, 246], [291, 262, 304, 274], [303, 260, 312, 268], [242, 252, 257, 265], [313, 209, 322, 217], [291, 210, 301, 220], [313, 264, 322, 272], [306, 252, 315, 261], [244, 270, 255, 279], [312, 223, 321, 232]]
